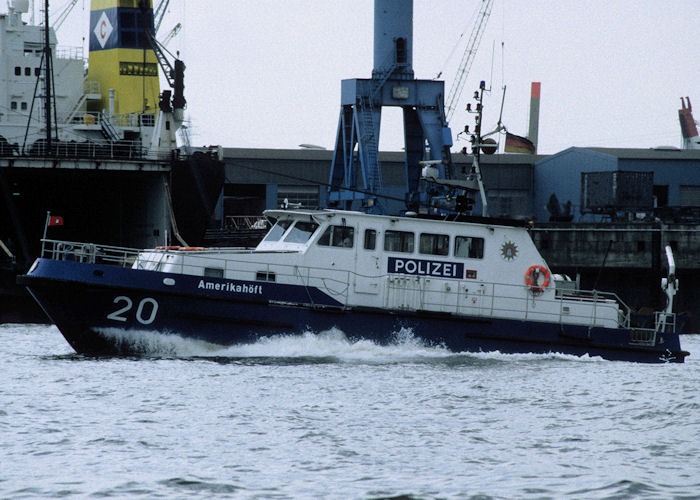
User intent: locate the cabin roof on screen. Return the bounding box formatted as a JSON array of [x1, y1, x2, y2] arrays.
[[262, 209, 530, 230]]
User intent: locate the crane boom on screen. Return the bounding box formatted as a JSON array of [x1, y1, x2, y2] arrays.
[[154, 0, 170, 34], [52, 0, 79, 30], [445, 0, 493, 122], [160, 22, 181, 47]]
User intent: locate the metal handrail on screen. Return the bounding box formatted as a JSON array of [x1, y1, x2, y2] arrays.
[[38, 239, 662, 332], [55, 46, 84, 60], [26, 140, 151, 160], [68, 111, 156, 129], [224, 216, 269, 231]]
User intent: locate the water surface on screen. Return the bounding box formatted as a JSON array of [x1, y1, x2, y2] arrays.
[[2, 324, 699, 499]]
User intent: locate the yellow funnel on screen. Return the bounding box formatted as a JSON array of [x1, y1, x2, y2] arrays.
[[87, 0, 160, 117]]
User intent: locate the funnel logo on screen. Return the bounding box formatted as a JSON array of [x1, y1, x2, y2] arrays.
[[94, 12, 113, 49]]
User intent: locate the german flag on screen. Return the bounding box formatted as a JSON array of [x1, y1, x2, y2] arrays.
[[504, 132, 536, 154]]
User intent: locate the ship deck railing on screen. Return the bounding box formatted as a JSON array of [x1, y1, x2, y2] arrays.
[[55, 46, 84, 60], [25, 140, 150, 160], [65, 111, 156, 129], [224, 216, 269, 231], [39, 239, 674, 338]]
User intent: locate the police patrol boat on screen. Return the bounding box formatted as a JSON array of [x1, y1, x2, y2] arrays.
[[19, 206, 688, 362], [17, 67, 689, 362]]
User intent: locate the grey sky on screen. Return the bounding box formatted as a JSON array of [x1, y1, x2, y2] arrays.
[[21, 0, 700, 153]]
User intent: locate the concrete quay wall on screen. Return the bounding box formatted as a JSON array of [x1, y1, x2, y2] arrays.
[[531, 223, 700, 270], [530, 223, 700, 333]]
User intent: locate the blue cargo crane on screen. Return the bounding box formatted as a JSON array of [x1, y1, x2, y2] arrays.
[[328, 0, 455, 213]]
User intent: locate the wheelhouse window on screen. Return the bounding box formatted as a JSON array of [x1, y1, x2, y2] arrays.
[[455, 236, 484, 259], [204, 267, 224, 278], [384, 230, 414, 253], [364, 229, 377, 250], [317, 225, 354, 248], [283, 221, 319, 243], [262, 220, 292, 242], [419, 233, 449, 256], [256, 271, 276, 282]]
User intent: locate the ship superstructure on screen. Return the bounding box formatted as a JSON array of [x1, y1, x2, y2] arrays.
[[0, 0, 84, 150], [0, 0, 181, 157]]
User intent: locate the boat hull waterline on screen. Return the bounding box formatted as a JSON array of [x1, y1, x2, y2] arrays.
[[20, 259, 688, 362]]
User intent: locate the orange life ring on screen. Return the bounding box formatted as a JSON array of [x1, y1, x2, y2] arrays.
[[525, 264, 551, 294]]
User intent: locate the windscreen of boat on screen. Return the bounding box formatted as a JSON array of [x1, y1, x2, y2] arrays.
[[283, 221, 319, 243], [262, 220, 293, 242]]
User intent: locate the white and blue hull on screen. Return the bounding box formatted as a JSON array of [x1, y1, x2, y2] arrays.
[[20, 258, 687, 362]]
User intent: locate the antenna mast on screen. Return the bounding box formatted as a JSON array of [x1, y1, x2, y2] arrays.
[[43, 0, 54, 153]]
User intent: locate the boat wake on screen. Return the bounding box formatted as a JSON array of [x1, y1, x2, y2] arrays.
[[94, 326, 453, 361], [221, 327, 454, 362], [95, 326, 225, 357], [92, 325, 601, 363]]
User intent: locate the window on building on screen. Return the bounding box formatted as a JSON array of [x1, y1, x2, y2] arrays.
[[455, 236, 484, 259], [24, 42, 43, 55], [384, 230, 414, 253], [653, 185, 669, 207], [396, 37, 407, 63], [679, 186, 700, 207], [364, 229, 376, 250], [21, 102, 27, 111], [283, 221, 319, 243], [34, 67, 40, 76], [277, 185, 320, 209], [262, 220, 292, 242], [24, 67, 31, 76], [317, 225, 354, 248], [11, 102, 17, 110], [419, 233, 449, 256], [14, 66, 21, 76]]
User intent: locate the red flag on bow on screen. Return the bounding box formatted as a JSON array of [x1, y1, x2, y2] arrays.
[[48, 216, 64, 226]]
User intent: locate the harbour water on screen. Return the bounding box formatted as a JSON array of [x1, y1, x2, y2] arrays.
[[2, 323, 700, 499]]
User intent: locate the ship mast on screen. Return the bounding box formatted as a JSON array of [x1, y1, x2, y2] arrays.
[[42, 0, 54, 152]]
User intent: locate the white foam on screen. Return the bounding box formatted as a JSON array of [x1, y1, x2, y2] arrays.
[[94, 326, 453, 361], [95, 327, 224, 357], [93, 325, 605, 363], [220, 327, 453, 362], [462, 348, 604, 363]]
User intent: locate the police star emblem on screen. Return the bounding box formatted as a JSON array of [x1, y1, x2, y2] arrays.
[[501, 241, 518, 261]]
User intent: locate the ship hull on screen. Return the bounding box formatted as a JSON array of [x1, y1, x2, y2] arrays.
[[19, 259, 688, 363], [1, 154, 224, 322]]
